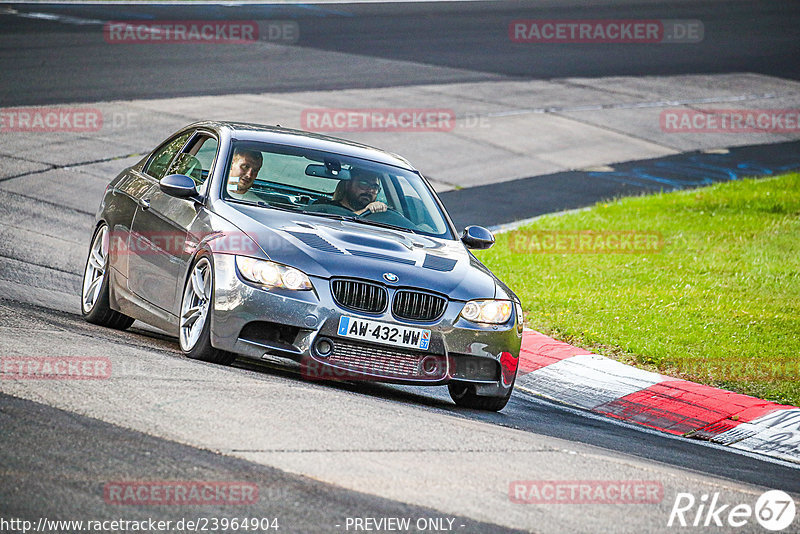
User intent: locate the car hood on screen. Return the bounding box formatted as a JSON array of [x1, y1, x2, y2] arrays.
[[217, 204, 501, 301]]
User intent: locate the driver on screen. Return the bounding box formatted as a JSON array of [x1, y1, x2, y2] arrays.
[[227, 149, 263, 201], [329, 167, 387, 215]]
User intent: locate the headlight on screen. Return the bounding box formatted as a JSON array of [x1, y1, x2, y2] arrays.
[[459, 299, 513, 324], [235, 256, 312, 290]]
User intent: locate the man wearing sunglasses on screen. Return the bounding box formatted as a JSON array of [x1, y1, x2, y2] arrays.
[[328, 167, 388, 215]]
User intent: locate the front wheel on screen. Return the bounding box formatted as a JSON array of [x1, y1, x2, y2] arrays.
[[179, 255, 235, 365], [448, 378, 515, 412], [81, 224, 134, 330]]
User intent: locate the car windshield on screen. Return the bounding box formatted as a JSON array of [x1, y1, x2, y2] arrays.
[[221, 141, 453, 238]]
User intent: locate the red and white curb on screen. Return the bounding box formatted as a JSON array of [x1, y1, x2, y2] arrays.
[[516, 330, 800, 465]]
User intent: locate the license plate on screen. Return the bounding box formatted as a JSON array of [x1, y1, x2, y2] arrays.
[[337, 316, 430, 350]]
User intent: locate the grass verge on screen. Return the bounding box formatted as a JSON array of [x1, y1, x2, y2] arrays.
[[475, 172, 800, 406]]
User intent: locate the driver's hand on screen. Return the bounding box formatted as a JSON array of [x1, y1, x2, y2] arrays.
[[364, 201, 387, 213]]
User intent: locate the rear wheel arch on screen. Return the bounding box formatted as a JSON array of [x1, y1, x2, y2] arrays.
[[80, 222, 134, 330]]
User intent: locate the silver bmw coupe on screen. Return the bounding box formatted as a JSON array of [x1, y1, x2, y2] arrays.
[[81, 122, 522, 410]]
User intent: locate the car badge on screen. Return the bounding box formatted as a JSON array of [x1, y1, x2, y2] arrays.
[[383, 272, 399, 283]]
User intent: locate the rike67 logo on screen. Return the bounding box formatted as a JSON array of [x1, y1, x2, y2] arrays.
[[668, 490, 796, 531]]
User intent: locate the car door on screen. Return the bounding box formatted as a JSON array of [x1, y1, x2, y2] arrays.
[[127, 130, 218, 314], [123, 130, 192, 297]]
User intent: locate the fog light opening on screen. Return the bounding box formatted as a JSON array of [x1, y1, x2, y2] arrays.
[[421, 356, 440, 376], [315, 337, 334, 358]]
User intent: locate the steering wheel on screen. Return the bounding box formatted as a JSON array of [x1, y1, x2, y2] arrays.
[[356, 207, 417, 229], [356, 207, 403, 218]]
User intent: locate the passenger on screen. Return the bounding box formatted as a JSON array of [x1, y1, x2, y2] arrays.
[[227, 149, 263, 201], [327, 167, 387, 215]]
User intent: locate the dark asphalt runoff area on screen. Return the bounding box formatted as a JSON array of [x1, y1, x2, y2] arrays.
[[0, 1, 798, 105], [2, 1, 798, 227], [444, 140, 800, 230]]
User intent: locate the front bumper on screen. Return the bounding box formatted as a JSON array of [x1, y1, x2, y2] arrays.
[[209, 254, 522, 395]]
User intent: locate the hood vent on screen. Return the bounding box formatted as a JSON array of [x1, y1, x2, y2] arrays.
[[422, 254, 457, 272], [287, 231, 343, 254], [347, 249, 416, 266]]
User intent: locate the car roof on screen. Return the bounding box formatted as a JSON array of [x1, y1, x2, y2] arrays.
[[190, 121, 417, 171]]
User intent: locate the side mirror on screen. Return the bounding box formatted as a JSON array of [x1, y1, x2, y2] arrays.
[[461, 225, 495, 250], [160, 174, 198, 199]]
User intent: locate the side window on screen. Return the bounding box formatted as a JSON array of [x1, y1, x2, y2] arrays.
[[168, 134, 218, 196], [194, 137, 218, 172], [394, 173, 439, 231], [143, 132, 192, 180]]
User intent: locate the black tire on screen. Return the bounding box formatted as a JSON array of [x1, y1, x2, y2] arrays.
[[179, 254, 236, 366], [81, 224, 134, 330], [448, 377, 515, 412]]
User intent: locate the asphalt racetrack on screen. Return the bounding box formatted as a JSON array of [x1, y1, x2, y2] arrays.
[[0, 1, 798, 105], [1, 1, 799, 532]]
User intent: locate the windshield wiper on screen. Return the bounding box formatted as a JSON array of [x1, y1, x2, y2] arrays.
[[298, 211, 350, 221], [227, 198, 298, 213], [343, 217, 419, 234], [296, 209, 418, 234]]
